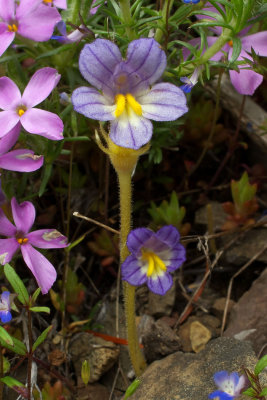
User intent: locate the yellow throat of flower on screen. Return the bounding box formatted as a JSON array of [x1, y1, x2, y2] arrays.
[[114, 93, 142, 118], [8, 24, 18, 32], [17, 238, 28, 245], [141, 250, 167, 277]]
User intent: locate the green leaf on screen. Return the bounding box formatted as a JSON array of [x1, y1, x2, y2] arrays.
[[255, 355, 267, 376], [124, 378, 141, 399], [32, 325, 53, 351], [0, 376, 24, 388], [259, 387, 267, 396], [31, 288, 41, 304], [29, 306, 50, 314], [4, 264, 29, 305], [230, 37, 242, 63], [242, 387, 257, 397], [0, 336, 27, 355], [3, 356, 10, 374], [39, 163, 53, 197], [0, 326, 13, 346]]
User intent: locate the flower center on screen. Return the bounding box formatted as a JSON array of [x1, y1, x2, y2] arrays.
[[17, 237, 28, 245], [141, 250, 167, 277], [43, 0, 53, 3], [16, 106, 27, 117], [8, 23, 18, 32], [228, 40, 233, 47], [114, 93, 142, 118]]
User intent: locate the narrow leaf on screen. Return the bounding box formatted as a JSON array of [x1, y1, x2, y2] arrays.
[[0, 376, 24, 388], [255, 355, 267, 376], [4, 264, 29, 305], [32, 325, 53, 351], [0, 336, 27, 355], [29, 306, 50, 314], [0, 326, 13, 346]]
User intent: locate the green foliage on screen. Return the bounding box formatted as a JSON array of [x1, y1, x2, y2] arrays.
[[4, 264, 29, 305], [32, 326, 53, 352], [81, 360, 90, 386], [124, 378, 141, 399], [148, 191, 185, 229], [0, 335, 27, 356], [254, 355, 267, 376], [0, 326, 14, 346]]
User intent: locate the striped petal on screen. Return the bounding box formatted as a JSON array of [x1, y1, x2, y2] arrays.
[[72, 87, 115, 121], [147, 272, 173, 295], [138, 83, 188, 121], [121, 254, 147, 286], [127, 228, 154, 255]]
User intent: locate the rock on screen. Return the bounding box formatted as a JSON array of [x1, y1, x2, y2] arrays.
[[77, 380, 110, 400], [223, 228, 267, 266], [68, 333, 119, 383], [141, 318, 181, 363], [195, 201, 227, 231], [129, 337, 266, 400], [178, 315, 220, 352], [223, 268, 267, 354], [147, 283, 176, 318], [190, 320, 212, 353], [211, 297, 236, 319]]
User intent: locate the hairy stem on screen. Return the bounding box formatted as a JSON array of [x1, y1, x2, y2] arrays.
[[118, 170, 146, 376]]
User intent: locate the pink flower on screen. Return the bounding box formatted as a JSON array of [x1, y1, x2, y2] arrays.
[[0, 68, 64, 140], [42, 0, 67, 9], [184, 3, 267, 95], [0, 0, 61, 57], [0, 198, 68, 294]]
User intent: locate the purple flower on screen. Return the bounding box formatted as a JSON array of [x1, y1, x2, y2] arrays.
[[42, 0, 67, 9], [0, 291, 12, 323], [72, 38, 188, 149], [209, 371, 246, 400], [183, 0, 200, 3], [0, 0, 61, 57], [52, 21, 89, 44], [90, 0, 104, 15], [121, 225, 186, 295], [0, 198, 68, 294], [184, 3, 267, 95], [0, 68, 64, 140], [0, 124, 44, 172], [180, 67, 201, 93]]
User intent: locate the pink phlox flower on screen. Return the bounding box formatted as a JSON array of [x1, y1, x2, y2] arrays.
[[42, 0, 67, 9], [0, 124, 44, 172], [0, 68, 64, 141], [0, 0, 61, 57], [184, 2, 267, 95], [0, 197, 68, 294]]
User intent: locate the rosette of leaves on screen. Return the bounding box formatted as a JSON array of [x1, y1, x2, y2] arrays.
[[148, 191, 190, 235], [221, 172, 258, 230]]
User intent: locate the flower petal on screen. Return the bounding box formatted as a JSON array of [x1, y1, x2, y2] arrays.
[[79, 39, 122, 96], [214, 371, 231, 389], [22, 68, 61, 108], [126, 38, 166, 85], [0, 0, 15, 20], [0, 123, 21, 155], [121, 254, 147, 286], [139, 83, 188, 122], [0, 76, 22, 110], [72, 87, 115, 121], [155, 225, 180, 247], [0, 111, 20, 138], [21, 108, 64, 140], [229, 67, 263, 95], [0, 210, 16, 236], [54, 0, 67, 9], [27, 229, 68, 249], [0, 149, 44, 172], [1, 291, 11, 305], [208, 391, 233, 400], [0, 310, 12, 323], [127, 228, 154, 255], [0, 25, 15, 57], [11, 197, 36, 234], [164, 244, 186, 271], [110, 111, 152, 149], [16, 0, 43, 18], [241, 31, 267, 57], [0, 238, 19, 264], [21, 244, 57, 294], [147, 272, 173, 295], [17, 3, 61, 42]]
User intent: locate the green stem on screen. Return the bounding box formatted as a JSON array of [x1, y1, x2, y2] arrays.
[[70, 0, 82, 25], [27, 308, 33, 400], [0, 345, 3, 400], [118, 170, 146, 376], [177, 28, 232, 76], [118, 0, 136, 40], [154, 0, 175, 43]]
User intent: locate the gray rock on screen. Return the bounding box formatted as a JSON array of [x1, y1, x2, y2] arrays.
[[224, 268, 267, 354], [195, 201, 227, 231], [147, 283, 176, 318], [129, 337, 264, 400]]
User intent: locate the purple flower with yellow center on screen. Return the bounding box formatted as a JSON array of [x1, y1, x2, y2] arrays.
[[0, 68, 64, 140], [121, 225, 186, 295], [0, 198, 68, 294], [72, 38, 188, 149], [0, 0, 61, 57], [0, 291, 12, 323], [183, 3, 267, 95], [0, 124, 43, 172], [209, 371, 246, 400]]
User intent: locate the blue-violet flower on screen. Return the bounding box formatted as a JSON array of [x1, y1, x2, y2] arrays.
[[209, 371, 246, 400], [72, 38, 188, 149], [0, 291, 12, 323], [183, 0, 200, 3], [121, 225, 186, 295], [180, 68, 201, 93]]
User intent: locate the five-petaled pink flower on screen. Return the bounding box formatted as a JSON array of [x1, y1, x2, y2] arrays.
[[0, 68, 64, 140], [0, 0, 61, 57], [0, 198, 68, 294]]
